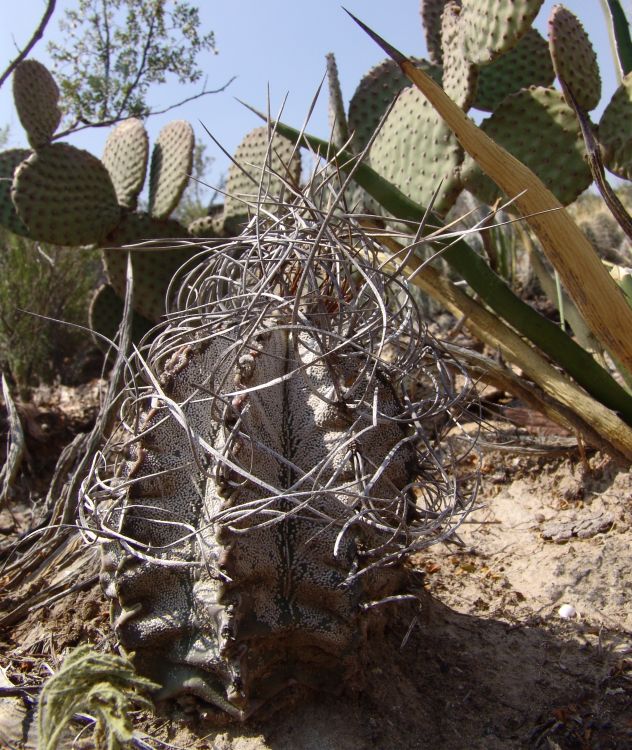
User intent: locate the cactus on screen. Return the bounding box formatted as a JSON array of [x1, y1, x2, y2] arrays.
[[326, 52, 349, 148], [548, 5, 601, 111], [187, 212, 225, 238], [101, 210, 191, 321], [474, 29, 554, 112], [1, 60, 309, 331], [459, 0, 545, 66], [0, 60, 206, 329], [102, 118, 149, 209], [420, 0, 451, 65], [11, 143, 121, 246], [222, 126, 302, 234], [147, 120, 195, 220], [599, 72, 632, 180], [103, 245, 197, 323], [89, 283, 154, 348], [12, 60, 61, 149], [461, 87, 592, 207], [0, 149, 31, 236], [347, 58, 442, 155], [440, 2, 478, 112], [338, 2, 632, 214], [368, 86, 463, 215], [579, 213, 627, 263], [91, 184, 475, 720]]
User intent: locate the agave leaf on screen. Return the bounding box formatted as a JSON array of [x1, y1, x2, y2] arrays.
[[345, 12, 632, 377], [379, 248, 632, 462], [242, 102, 632, 426], [602, 0, 632, 79]]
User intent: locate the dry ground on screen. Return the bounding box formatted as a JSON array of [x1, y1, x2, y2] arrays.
[[0, 386, 631, 749]]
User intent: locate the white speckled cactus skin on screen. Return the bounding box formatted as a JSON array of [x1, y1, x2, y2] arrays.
[[92, 195, 475, 720]]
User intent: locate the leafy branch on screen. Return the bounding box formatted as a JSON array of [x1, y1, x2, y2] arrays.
[[0, 0, 57, 89], [47, 0, 227, 134]]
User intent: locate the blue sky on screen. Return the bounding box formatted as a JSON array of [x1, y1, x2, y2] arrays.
[[0, 1, 627, 201]]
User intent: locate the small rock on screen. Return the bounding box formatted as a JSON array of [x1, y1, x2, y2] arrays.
[[558, 604, 577, 619], [0, 509, 15, 534], [541, 512, 614, 542]]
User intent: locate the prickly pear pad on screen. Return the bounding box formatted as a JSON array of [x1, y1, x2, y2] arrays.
[[440, 1, 478, 112], [0, 149, 31, 236], [599, 72, 632, 181], [462, 87, 591, 206], [474, 29, 554, 112], [548, 5, 601, 112], [461, 0, 545, 66], [11, 143, 120, 246], [103, 119, 150, 209], [148, 121, 195, 220], [368, 86, 463, 215], [12, 60, 61, 149], [348, 58, 442, 155]]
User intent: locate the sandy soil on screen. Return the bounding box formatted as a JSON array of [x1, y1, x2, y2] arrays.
[[0, 393, 631, 748]]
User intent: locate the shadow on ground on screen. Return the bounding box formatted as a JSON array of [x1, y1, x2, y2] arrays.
[[153, 597, 631, 750]]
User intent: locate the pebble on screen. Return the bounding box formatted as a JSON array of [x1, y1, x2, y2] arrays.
[[558, 603, 577, 619]]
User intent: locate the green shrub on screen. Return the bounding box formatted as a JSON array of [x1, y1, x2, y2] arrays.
[[0, 230, 100, 389]]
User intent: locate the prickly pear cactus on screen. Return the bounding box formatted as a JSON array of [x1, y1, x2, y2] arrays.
[[473, 28, 554, 112], [187, 212, 225, 238], [0, 149, 31, 236], [89, 283, 154, 348], [222, 126, 302, 234], [326, 52, 349, 148], [420, 0, 451, 65], [461, 87, 592, 206], [578, 212, 628, 263], [102, 118, 149, 210], [368, 86, 463, 215], [12, 59, 61, 149], [548, 4, 601, 111], [340, 0, 632, 218], [599, 72, 632, 180], [11, 143, 121, 246], [440, 1, 478, 112], [460, 0, 545, 66], [102, 211, 192, 322], [90, 187, 474, 721], [348, 58, 442, 154], [148, 120, 195, 220]]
